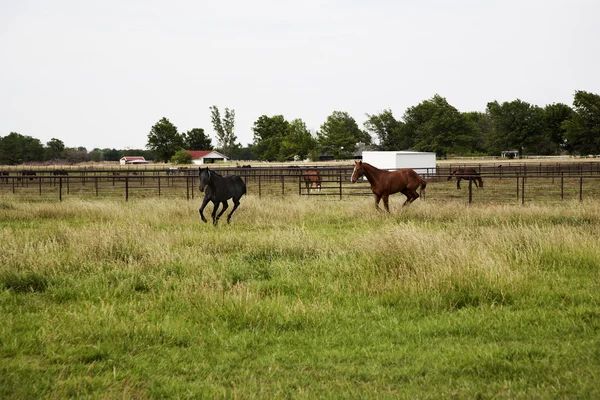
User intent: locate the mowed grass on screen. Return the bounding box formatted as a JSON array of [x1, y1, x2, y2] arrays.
[[0, 195, 599, 399]]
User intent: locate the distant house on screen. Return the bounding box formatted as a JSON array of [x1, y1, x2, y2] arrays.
[[120, 156, 148, 165], [188, 150, 229, 165], [501, 150, 520, 159]]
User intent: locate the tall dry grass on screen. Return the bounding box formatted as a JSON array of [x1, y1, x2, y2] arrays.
[[1, 194, 599, 398]]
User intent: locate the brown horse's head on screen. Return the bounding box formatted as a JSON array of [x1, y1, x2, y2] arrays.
[[351, 160, 364, 183]]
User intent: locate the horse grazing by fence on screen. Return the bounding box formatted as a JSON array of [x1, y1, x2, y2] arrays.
[[21, 170, 37, 181], [53, 169, 68, 176], [198, 167, 246, 225], [448, 168, 483, 189], [303, 170, 321, 193], [351, 161, 427, 212]]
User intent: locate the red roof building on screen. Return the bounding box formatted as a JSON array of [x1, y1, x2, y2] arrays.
[[187, 150, 228, 165]]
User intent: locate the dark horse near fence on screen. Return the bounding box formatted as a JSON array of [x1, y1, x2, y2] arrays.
[[198, 167, 246, 225], [303, 170, 321, 193], [351, 160, 427, 212], [448, 168, 483, 189]]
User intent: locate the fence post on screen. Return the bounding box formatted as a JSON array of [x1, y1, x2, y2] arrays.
[[59, 177, 63, 201], [521, 175, 525, 205], [281, 175, 285, 197], [39, 176, 42, 196], [125, 177, 129, 201], [339, 171, 343, 200], [258, 175, 262, 199], [580, 176, 583, 202], [95, 177, 98, 197], [158, 176, 161, 197], [561, 173, 564, 200], [468, 178, 473, 204], [186, 176, 190, 200]]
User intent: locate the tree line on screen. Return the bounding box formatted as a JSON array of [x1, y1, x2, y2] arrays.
[[2, 91, 599, 165]]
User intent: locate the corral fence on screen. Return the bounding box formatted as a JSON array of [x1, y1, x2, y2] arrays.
[[1, 163, 600, 204]]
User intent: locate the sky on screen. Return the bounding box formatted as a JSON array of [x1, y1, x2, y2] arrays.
[[1, 0, 599, 150]]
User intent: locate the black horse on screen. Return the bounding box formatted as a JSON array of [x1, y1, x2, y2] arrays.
[[198, 167, 246, 225]]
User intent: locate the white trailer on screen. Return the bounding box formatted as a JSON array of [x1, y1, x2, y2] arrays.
[[361, 151, 436, 176]]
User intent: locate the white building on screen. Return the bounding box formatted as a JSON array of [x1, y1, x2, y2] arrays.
[[188, 150, 229, 165], [361, 151, 436, 176], [120, 156, 148, 165]]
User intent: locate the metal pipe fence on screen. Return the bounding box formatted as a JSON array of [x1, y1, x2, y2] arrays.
[[2, 167, 600, 204]]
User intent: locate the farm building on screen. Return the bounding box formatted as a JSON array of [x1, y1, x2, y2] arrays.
[[188, 150, 229, 165], [120, 156, 148, 165], [361, 151, 437, 176]]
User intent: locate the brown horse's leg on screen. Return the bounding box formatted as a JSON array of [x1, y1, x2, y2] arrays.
[[374, 194, 382, 211], [403, 189, 419, 206], [410, 189, 420, 204], [456, 178, 461, 189], [382, 195, 390, 212]]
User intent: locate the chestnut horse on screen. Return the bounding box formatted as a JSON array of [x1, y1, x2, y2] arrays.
[[351, 161, 427, 212], [447, 168, 483, 189], [304, 170, 321, 193]]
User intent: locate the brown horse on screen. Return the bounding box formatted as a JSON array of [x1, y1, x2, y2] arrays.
[[447, 168, 483, 189], [351, 161, 427, 212], [304, 170, 321, 193]]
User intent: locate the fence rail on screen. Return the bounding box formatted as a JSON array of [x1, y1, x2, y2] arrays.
[[2, 166, 600, 204]]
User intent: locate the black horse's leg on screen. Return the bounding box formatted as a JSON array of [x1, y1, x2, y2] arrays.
[[211, 200, 220, 225], [227, 198, 241, 224], [473, 178, 479, 188], [456, 177, 461, 189], [215, 200, 229, 224], [199, 195, 211, 223]]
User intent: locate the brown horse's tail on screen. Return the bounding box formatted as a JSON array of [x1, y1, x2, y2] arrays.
[[419, 177, 427, 199]]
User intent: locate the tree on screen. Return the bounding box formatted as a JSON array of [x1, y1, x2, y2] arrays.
[[562, 91, 600, 155], [63, 147, 89, 163], [183, 128, 212, 150], [0, 132, 44, 164], [146, 117, 184, 162], [403, 95, 476, 157], [89, 148, 104, 162], [210, 106, 239, 157], [102, 148, 122, 162], [464, 111, 493, 155], [317, 111, 372, 159], [541, 103, 574, 154], [252, 115, 289, 161], [45, 138, 65, 160], [279, 119, 317, 161], [364, 109, 407, 150], [171, 149, 193, 164], [486, 99, 545, 156]]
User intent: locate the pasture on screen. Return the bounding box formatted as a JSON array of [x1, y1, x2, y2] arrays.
[[1, 194, 599, 398]]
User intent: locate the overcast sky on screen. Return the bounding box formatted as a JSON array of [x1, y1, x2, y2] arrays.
[[1, 0, 599, 150]]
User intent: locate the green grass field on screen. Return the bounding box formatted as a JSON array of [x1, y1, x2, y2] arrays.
[[1, 194, 599, 398]]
